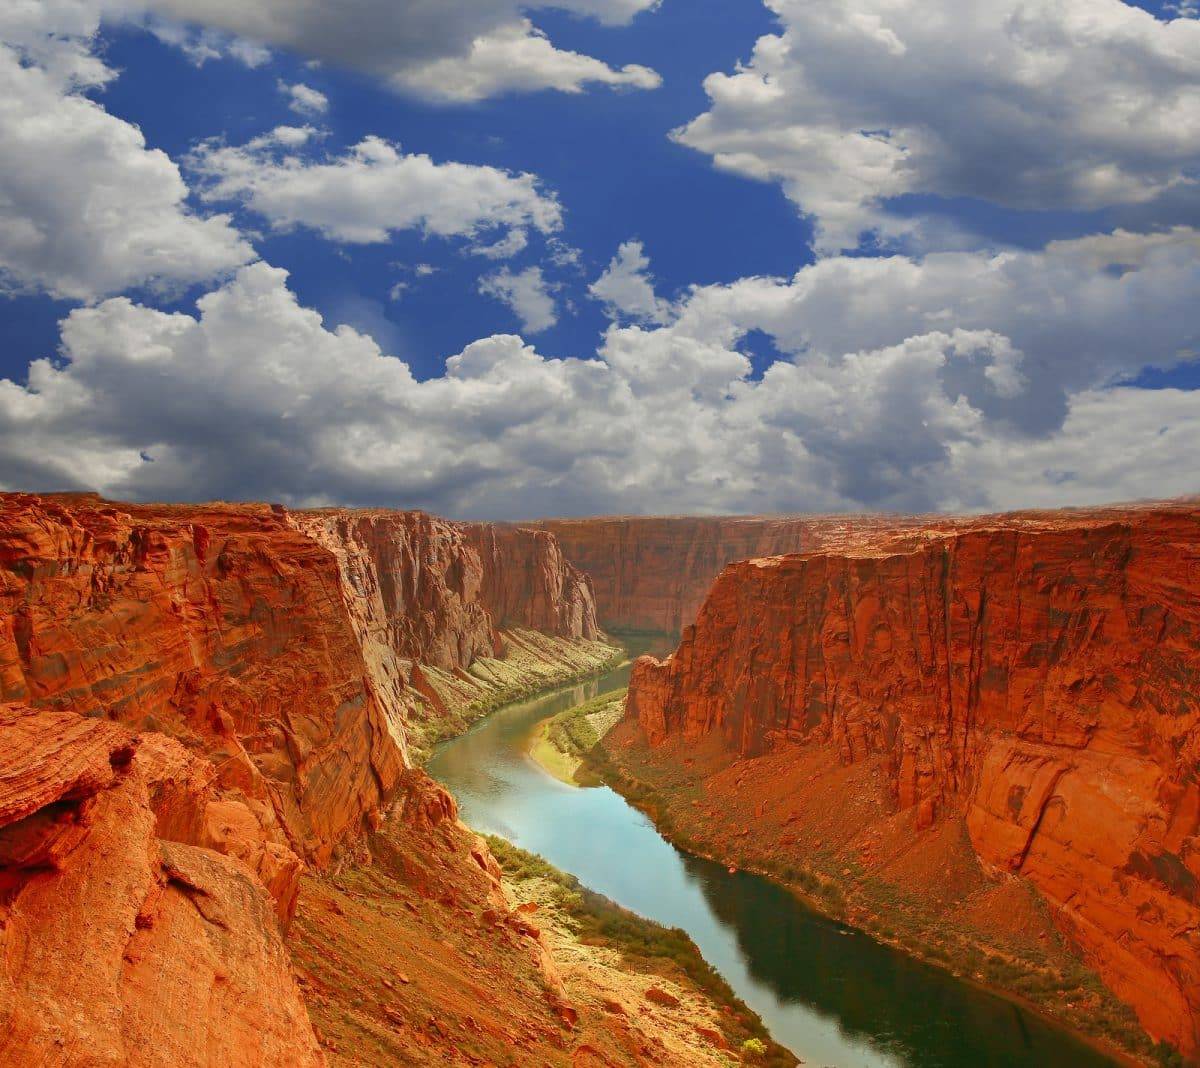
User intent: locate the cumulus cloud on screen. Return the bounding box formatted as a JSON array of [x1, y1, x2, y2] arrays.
[[391, 19, 661, 103], [2, 229, 1197, 517], [278, 80, 328, 116], [478, 266, 558, 333], [676, 0, 1200, 251], [590, 240, 671, 323], [0, 2, 252, 300], [470, 229, 530, 260], [189, 129, 562, 250], [137, 0, 661, 101]]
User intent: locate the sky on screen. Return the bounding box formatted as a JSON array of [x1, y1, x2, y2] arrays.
[[0, 0, 1198, 519]]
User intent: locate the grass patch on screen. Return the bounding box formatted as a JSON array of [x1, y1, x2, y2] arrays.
[[531, 688, 628, 785]]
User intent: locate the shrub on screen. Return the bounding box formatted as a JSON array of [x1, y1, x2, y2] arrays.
[[741, 1037, 767, 1058]]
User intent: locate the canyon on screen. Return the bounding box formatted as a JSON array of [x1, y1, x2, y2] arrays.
[[620, 501, 1200, 1060], [0, 493, 764, 1067], [2, 490, 1197, 1065]]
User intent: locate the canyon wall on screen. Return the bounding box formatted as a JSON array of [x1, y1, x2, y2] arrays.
[[533, 515, 926, 634], [464, 523, 599, 642], [626, 502, 1200, 1055], [0, 493, 606, 1065]]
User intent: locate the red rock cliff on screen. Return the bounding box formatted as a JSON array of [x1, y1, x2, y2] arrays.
[[464, 523, 599, 642], [0, 705, 323, 1067], [533, 515, 924, 634], [0, 494, 399, 873], [626, 502, 1200, 1055], [0, 492, 607, 1065]]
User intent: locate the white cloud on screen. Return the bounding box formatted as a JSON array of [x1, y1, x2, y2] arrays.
[[143, 18, 271, 67], [589, 240, 671, 324], [391, 19, 661, 103], [478, 265, 558, 333], [676, 0, 1200, 251], [189, 130, 562, 249], [470, 228, 529, 259], [278, 80, 328, 116], [0, 2, 252, 301], [137, 0, 661, 101], [945, 386, 1200, 512], [2, 230, 1198, 517]]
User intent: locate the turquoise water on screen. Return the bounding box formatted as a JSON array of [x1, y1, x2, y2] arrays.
[[426, 644, 1117, 1068]]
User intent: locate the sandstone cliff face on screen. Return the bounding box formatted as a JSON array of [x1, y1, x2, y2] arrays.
[[0, 494, 401, 870], [290, 511, 604, 757], [626, 503, 1200, 1055], [534, 515, 922, 634], [464, 523, 599, 643], [0, 495, 604, 867]]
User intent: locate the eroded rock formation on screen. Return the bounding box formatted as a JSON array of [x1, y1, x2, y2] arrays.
[[0, 494, 401, 869], [0, 705, 322, 1068], [626, 501, 1200, 1055], [465, 523, 599, 642]]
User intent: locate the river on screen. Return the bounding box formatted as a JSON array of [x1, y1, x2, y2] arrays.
[[426, 640, 1118, 1068]]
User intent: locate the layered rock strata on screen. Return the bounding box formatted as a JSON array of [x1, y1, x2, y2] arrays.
[[464, 523, 600, 642], [626, 501, 1200, 1056]]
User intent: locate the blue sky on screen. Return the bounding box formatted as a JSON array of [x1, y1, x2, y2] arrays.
[[0, 0, 1198, 517], [3, 0, 801, 381]]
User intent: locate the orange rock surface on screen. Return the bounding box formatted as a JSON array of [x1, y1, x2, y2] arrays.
[[465, 523, 599, 642], [534, 515, 925, 633], [0, 494, 401, 870], [626, 501, 1200, 1055], [0, 705, 322, 1068]]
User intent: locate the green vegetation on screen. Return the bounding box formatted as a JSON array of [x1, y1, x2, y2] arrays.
[[408, 638, 625, 761], [542, 688, 624, 756], [486, 836, 796, 1067], [532, 688, 627, 785]]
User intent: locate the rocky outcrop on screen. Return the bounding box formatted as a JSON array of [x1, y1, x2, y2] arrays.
[[290, 510, 607, 757], [0, 494, 401, 869], [0, 495, 607, 866], [533, 515, 923, 634], [0, 705, 322, 1068], [626, 501, 1200, 1056]]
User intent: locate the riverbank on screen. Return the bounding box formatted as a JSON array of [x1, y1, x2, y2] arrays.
[[486, 837, 796, 1067], [559, 705, 1163, 1068], [289, 769, 789, 1066], [529, 688, 626, 786], [407, 629, 624, 760]]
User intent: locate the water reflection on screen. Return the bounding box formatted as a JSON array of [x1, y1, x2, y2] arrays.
[[426, 640, 1116, 1068]]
